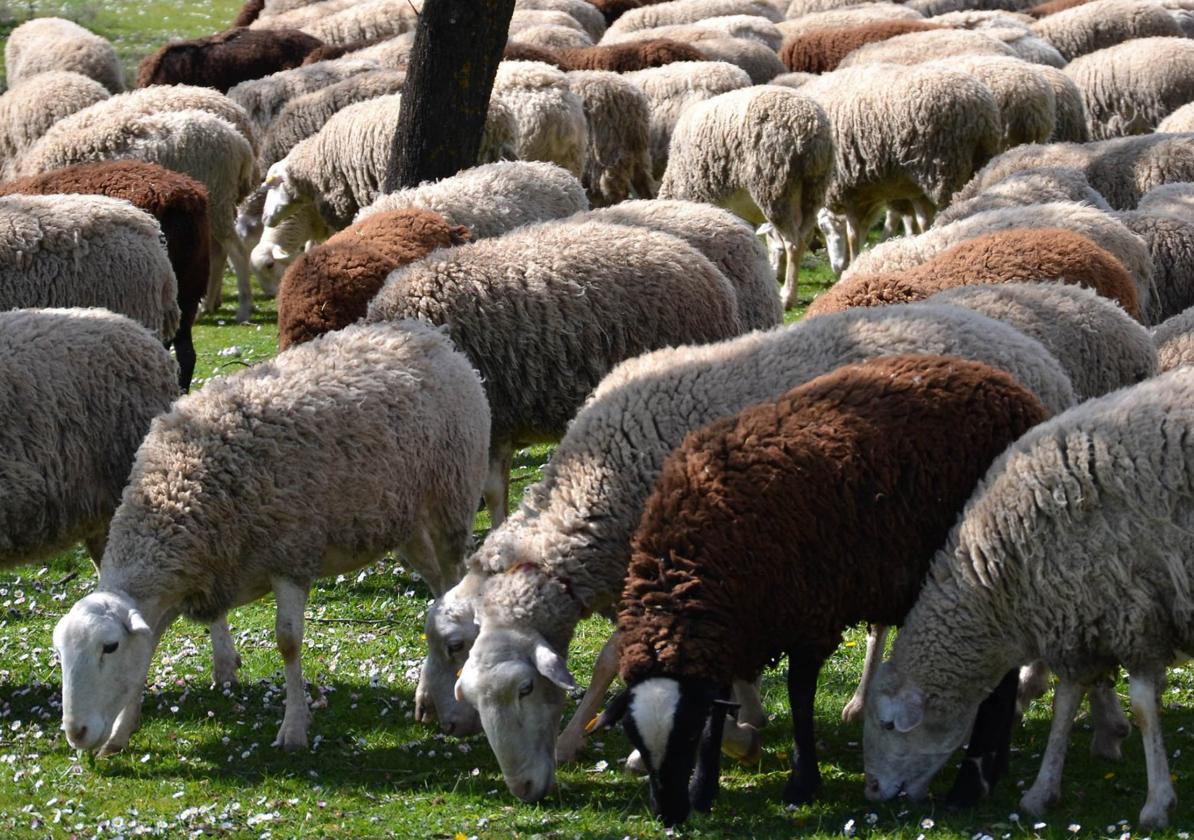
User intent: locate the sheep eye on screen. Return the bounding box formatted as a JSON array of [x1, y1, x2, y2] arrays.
[[518, 681, 534, 698], [102, 641, 118, 655], [446, 641, 464, 654], [881, 720, 895, 731]]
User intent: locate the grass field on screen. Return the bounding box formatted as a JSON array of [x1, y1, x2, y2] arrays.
[[2, 4, 1194, 838]]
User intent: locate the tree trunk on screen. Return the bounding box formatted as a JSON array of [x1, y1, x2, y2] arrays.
[[386, 0, 516, 191]]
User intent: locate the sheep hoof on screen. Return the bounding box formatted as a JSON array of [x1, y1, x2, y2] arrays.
[[1139, 794, 1175, 830], [841, 695, 865, 724], [97, 740, 127, 757], [781, 766, 822, 807], [945, 756, 989, 809], [272, 719, 310, 751], [1019, 785, 1058, 816], [236, 304, 253, 324], [722, 723, 762, 765], [624, 750, 647, 776]]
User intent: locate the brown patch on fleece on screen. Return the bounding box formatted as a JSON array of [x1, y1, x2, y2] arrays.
[[136, 27, 323, 92], [1025, 0, 1094, 17], [807, 228, 1139, 319], [504, 41, 571, 69], [780, 20, 940, 73], [617, 353, 1048, 686], [276, 208, 470, 350], [232, 0, 264, 27], [558, 39, 705, 71]]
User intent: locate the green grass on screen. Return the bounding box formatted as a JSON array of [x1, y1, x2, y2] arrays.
[[2, 7, 1194, 836]]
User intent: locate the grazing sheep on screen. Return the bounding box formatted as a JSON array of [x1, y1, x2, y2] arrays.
[[608, 0, 781, 34], [984, 26, 1067, 67], [601, 354, 1049, 824], [491, 62, 588, 178], [780, 20, 940, 74], [303, 0, 421, 46], [1065, 37, 1194, 139], [53, 319, 489, 755], [807, 228, 1139, 318], [691, 37, 786, 84], [517, 0, 608, 42], [0, 194, 180, 342], [1158, 101, 1194, 132], [452, 301, 1075, 802], [589, 0, 663, 24], [1116, 209, 1194, 324], [517, 24, 595, 49], [276, 208, 470, 349], [556, 39, 706, 70], [510, 8, 591, 39], [332, 32, 415, 67], [136, 27, 324, 92], [1032, 0, 1182, 60], [366, 219, 749, 527], [0, 161, 211, 391], [227, 58, 379, 137], [251, 0, 356, 29], [0, 308, 178, 570], [5, 17, 123, 93], [0, 72, 110, 170], [1152, 305, 1194, 370], [863, 366, 1194, 830], [927, 56, 1056, 150], [1033, 66, 1089, 142], [658, 86, 833, 310], [907, 0, 1038, 13], [777, 5, 925, 42], [567, 70, 655, 205], [602, 16, 784, 49], [837, 28, 1018, 66], [1138, 181, 1194, 217], [934, 167, 1110, 227]]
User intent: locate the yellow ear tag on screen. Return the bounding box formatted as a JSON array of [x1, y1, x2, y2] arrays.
[[456, 669, 463, 677], [584, 715, 600, 733]]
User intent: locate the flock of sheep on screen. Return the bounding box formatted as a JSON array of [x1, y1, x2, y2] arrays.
[[3, 0, 1194, 830]]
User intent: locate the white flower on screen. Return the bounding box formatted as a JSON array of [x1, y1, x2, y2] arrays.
[[843, 818, 857, 837], [922, 818, 936, 830]]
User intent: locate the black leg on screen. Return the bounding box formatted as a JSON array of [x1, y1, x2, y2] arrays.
[[174, 321, 196, 393], [689, 692, 732, 813], [947, 668, 1019, 808], [782, 652, 826, 806]]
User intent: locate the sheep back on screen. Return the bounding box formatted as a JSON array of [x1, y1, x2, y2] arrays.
[[1117, 210, 1194, 324], [780, 20, 939, 74], [1152, 305, 1194, 371], [5, 17, 123, 93], [0, 72, 110, 168], [557, 39, 705, 71], [1032, 0, 1182, 60], [136, 27, 324, 92], [934, 166, 1110, 228]]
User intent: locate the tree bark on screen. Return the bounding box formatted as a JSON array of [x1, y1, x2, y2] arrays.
[[386, 0, 516, 191]]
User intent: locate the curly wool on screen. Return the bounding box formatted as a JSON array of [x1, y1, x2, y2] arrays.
[[102, 319, 489, 619], [934, 167, 1110, 228], [1026, 0, 1092, 16], [777, 5, 924, 41], [250, 0, 356, 29], [5, 17, 123, 93], [572, 198, 782, 330], [602, 16, 784, 50], [0, 194, 180, 341], [1065, 37, 1194, 140], [0, 72, 109, 168], [366, 219, 747, 448], [906, 0, 1040, 14], [618, 354, 1048, 687], [588, 0, 663, 24], [510, 9, 590, 39], [928, 282, 1157, 399], [780, 20, 940, 73], [516, 0, 608, 42], [276, 208, 470, 349], [491, 62, 588, 178], [0, 309, 178, 568], [1033, 65, 1088, 142], [551, 38, 706, 71], [1032, 0, 1181, 60], [837, 29, 1017, 67], [1157, 101, 1194, 132], [692, 37, 786, 84], [608, 0, 781, 34], [1116, 210, 1194, 325], [302, 0, 420, 46], [227, 58, 378, 136], [516, 24, 595, 50], [1152, 305, 1194, 371], [926, 55, 1056, 149], [1138, 181, 1194, 217], [472, 303, 1075, 653], [136, 27, 323, 92], [808, 228, 1139, 318], [566, 70, 654, 206]]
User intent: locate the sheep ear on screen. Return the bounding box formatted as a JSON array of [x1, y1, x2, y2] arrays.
[[593, 688, 631, 731], [125, 609, 152, 636], [891, 685, 925, 733], [533, 639, 577, 691]]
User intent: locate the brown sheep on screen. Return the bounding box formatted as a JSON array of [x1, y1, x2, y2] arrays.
[[780, 20, 940, 73], [807, 228, 1139, 319], [301, 35, 392, 65], [1025, 0, 1094, 16], [504, 41, 571, 68], [589, 0, 668, 25], [0, 161, 212, 391], [507, 38, 704, 71], [136, 27, 324, 92], [276, 208, 470, 350], [232, 0, 265, 26]]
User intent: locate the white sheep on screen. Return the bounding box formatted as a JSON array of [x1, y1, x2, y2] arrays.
[[925, 55, 1056, 150], [1152, 304, 1194, 370], [607, 0, 781, 34], [227, 59, 380, 138], [491, 61, 588, 178], [0, 72, 109, 170], [1032, 0, 1183, 61], [516, 0, 607, 42], [5, 17, 123, 93], [933, 167, 1111, 228], [566, 70, 655, 205], [301, 0, 421, 46]]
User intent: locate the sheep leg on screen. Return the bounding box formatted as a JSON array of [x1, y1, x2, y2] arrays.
[[781, 652, 826, 806], [911, 198, 934, 234], [1019, 678, 1083, 815], [630, 164, 656, 201], [733, 677, 767, 729], [773, 215, 805, 311], [401, 524, 450, 597], [203, 240, 226, 316], [1089, 672, 1130, 760], [483, 441, 514, 527], [556, 631, 620, 764], [946, 667, 1020, 808], [223, 234, 256, 323], [174, 318, 196, 393], [1132, 669, 1176, 829], [210, 613, 241, 687], [271, 575, 311, 751], [842, 624, 888, 724]]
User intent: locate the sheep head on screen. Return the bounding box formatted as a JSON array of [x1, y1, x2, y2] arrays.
[[416, 573, 485, 736]]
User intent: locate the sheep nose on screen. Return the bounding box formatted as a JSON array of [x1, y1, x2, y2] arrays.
[[514, 779, 535, 801], [442, 719, 457, 735], [864, 773, 881, 800], [68, 724, 88, 744]]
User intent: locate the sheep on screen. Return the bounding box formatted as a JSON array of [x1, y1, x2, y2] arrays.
[[602, 16, 784, 50], [906, 0, 1039, 13], [1157, 101, 1194, 132], [566, 70, 655, 205], [608, 0, 781, 35], [845, 202, 1156, 310], [332, 32, 415, 68], [302, 0, 421, 46], [986, 26, 1067, 67], [657, 86, 833, 311], [927, 55, 1056, 150], [863, 365, 1194, 830], [1116, 209, 1194, 324], [233, 0, 266, 25], [786, 0, 902, 16], [934, 167, 1110, 228], [260, 0, 349, 17], [251, 0, 357, 29], [692, 37, 785, 84], [451, 302, 1076, 801], [617, 62, 753, 180], [516, 0, 608, 42], [597, 354, 1050, 824], [365, 219, 750, 529], [1152, 305, 1194, 370], [53, 319, 489, 755], [259, 68, 406, 169], [795, 63, 1002, 273], [1032, 0, 1182, 60], [1065, 37, 1194, 139], [776, 5, 925, 42], [227, 58, 379, 137], [15, 108, 258, 323], [276, 208, 471, 349], [1138, 180, 1194, 217], [928, 282, 1158, 399], [0, 307, 178, 570], [1025, 0, 1091, 15], [545, 39, 706, 71], [590, 0, 664, 24], [490, 61, 588, 178], [510, 8, 591, 40], [517, 24, 596, 49], [836, 29, 1019, 67], [135, 27, 324, 92], [5, 17, 124, 93], [0, 161, 211, 392], [1023, 65, 1089, 142], [779, 20, 941, 74], [0, 72, 110, 170], [955, 133, 1194, 211], [0, 194, 180, 342], [807, 228, 1140, 319]]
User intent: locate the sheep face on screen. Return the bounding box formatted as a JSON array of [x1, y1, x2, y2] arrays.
[[53, 592, 156, 754], [816, 208, 850, 274], [454, 624, 576, 802], [416, 583, 483, 736], [863, 662, 976, 802], [262, 161, 299, 227]]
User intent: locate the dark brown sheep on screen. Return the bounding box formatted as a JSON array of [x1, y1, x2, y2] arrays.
[[1025, 0, 1094, 16], [0, 161, 212, 391], [300, 35, 391, 65], [232, 0, 265, 26], [807, 228, 1139, 319], [780, 20, 940, 73], [609, 354, 1049, 824], [136, 27, 324, 92], [588, 0, 666, 25], [559, 39, 705, 71], [504, 41, 571, 69], [276, 208, 471, 350]]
